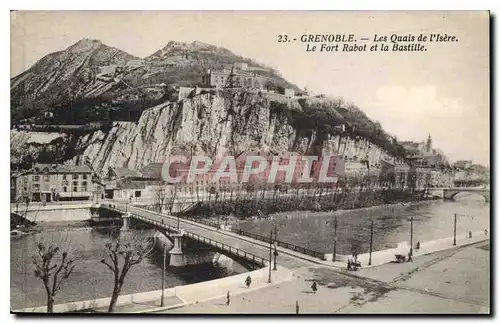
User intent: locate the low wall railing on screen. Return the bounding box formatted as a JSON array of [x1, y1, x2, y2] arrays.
[[100, 204, 267, 267]]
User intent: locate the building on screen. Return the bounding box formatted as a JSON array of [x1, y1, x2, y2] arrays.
[[284, 88, 295, 98], [13, 164, 93, 202], [201, 65, 271, 89], [454, 160, 472, 170], [126, 59, 144, 67], [401, 134, 449, 169], [343, 160, 368, 176]]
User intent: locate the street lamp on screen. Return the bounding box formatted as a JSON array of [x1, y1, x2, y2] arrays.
[[453, 213, 457, 246], [409, 216, 414, 255], [160, 245, 167, 307], [326, 217, 338, 262], [268, 228, 273, 283], [177, 206, 180, 231], [273, 224, 278, 271], [368, 219, 374, 266]]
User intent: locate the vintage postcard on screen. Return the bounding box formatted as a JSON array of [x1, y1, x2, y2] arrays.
[[10, 11, 490, 314]]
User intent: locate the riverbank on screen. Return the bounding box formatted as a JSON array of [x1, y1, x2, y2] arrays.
[[184, 188, 433, 220], [265, 199, 437, 221]]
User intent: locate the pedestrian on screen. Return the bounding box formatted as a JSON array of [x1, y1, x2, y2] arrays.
[[347, 259, 352, 271], [469, 231, 473, 239], [295, 300, 299, 314], [484, 229, 488, 236], [245, 275, 252, 288], [416, 241, 420, 250], [311, 281, 317, 293], [226, 291, 230, 306], [407, 250, 413, 262]]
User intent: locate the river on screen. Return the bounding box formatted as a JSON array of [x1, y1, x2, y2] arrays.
[[10, 227, 246, 310], [235, 193, 490, 255]]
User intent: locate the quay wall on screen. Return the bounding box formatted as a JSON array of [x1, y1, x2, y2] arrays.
[[13, 204, 92, 222], [14, 266, 281, 313]]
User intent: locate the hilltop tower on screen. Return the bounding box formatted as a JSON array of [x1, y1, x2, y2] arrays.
[[426, 134, 432, 153], [224, 66, 240, 88]]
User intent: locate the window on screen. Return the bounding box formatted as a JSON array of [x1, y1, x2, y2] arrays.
[[63, 174, 67, 180], [44, 175, 49, 182], [134, 190, 141, 198], [73, 186, 78, 192], [63, 187, 67, 192], [83, 174, 88, 180], [82, 181, 88, 192], [72, 174, 78, 180], [33, 175, 39, 182], [32, 184, 40, 191]]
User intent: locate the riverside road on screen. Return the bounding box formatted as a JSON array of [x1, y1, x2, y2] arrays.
[[160, 240, 490, 314]]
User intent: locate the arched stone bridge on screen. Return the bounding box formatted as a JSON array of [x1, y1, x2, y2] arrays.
[[442, 187, 490, 202]]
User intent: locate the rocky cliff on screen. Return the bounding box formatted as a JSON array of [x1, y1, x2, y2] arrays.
[[73, 90, 308, 175], [67, 90, 394, 177], [11, 88, 398, 177]]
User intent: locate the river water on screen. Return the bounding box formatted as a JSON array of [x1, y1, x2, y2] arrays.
[[235, 193, 490, 255], [10, 227, 244, 309]]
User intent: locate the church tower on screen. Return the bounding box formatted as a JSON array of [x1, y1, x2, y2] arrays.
[[426, 134, 432, 153]]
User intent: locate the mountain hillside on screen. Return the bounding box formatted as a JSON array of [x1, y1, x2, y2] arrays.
[[10, 38, 416, 174], [11, 39, 298, 125], [11, 39, 139, 122]]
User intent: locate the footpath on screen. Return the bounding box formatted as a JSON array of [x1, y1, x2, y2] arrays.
[[161, 240, 490, 314]]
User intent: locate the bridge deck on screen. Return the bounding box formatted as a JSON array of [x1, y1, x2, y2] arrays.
[[102, 204, 312, 270]]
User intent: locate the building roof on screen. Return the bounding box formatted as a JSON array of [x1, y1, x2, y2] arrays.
[[141, 163, 164, 180], [26, 164, 92, 174], [109, 167, 142, 179]]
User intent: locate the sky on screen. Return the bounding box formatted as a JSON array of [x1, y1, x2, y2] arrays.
[[10, 11, 490, 165]]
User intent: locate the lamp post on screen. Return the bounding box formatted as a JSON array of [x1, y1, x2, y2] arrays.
[[453, 213, 457, 246], [160, 245, 167, 307], [409, 216, 414, 255], [333, 217, 338, 262], [273, 224, 278, 271], [368, 219, 374, 266], [177, 208, 180, 231], [268, 228, 272, 283], [327, 217, 338, 262]]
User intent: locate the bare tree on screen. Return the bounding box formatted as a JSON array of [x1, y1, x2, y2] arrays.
[[101, 232, 154, 313], [32, 233, 76, 313], [168, 184, 179, 214], [154, 183, 179, 214], [154, 184, 168, 212]]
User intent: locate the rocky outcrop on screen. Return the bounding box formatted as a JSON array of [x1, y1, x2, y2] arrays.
[[74, 91, 305, 175], [68, 90, 393, 177]]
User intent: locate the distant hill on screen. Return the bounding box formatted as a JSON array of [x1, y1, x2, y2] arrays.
[[11, 39, 299, 125], [11, 39, 139, 122]]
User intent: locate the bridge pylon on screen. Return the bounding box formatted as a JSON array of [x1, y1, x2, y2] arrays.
[[121, 212, 131, 231], [169, 233, 186, 267]]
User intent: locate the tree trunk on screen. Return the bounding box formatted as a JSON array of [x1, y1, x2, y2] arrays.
[[108, 285, 122, 313], [47, 295, 54, 313]]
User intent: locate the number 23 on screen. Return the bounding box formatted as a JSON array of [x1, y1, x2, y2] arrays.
[[277, 35, 288, 43]]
